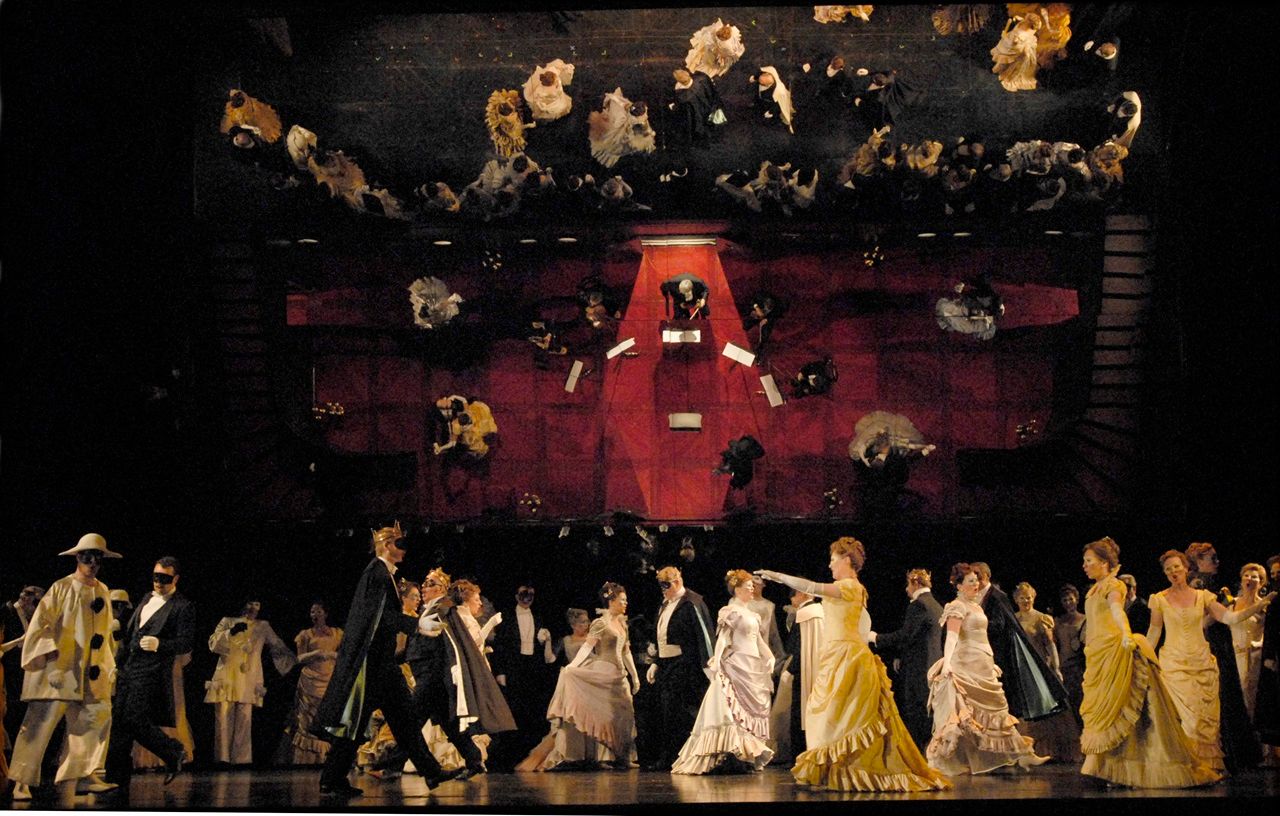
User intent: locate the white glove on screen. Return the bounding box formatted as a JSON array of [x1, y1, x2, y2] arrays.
[[110, 619, 121, 633], [646, 643, 657, 658], [47, 668, 69, 689], [140, 636, 160, 652], [868, 631, 878, 644], [941, 629, 958, 677], [489, 612, 503, 627], [536, 628, 550, 644], [646, 663, 658, 684], [496, 674, 507, 687]]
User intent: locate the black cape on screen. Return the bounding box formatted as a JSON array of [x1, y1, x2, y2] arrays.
[[438, 601, 517, 734], [981, 584, 1070, 721], [311, 558, 404, 741], [668, 71, 724, 146]]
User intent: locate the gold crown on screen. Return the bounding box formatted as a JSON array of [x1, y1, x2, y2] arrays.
[[371, 521, 405, 549]]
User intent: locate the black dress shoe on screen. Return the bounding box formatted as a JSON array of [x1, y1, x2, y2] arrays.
[[422, 767, 466, 790], [319, 782, 363, 798], [163, 755, 184, 785]]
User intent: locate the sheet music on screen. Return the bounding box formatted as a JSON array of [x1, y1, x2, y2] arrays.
[[721, 341, 756, 367], [606, 337, 637, 359]]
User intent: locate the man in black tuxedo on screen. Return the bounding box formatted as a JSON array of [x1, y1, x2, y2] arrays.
[[487, 582, 553, 770], [868, 568, 943, 750], [406, 568, 515, 779], [645, 565, 713, 771], [972, 562, 1070, 722], [105, 556, 193, 792], [1119, 573, 1150, 635], [311, 524, 459, 798]]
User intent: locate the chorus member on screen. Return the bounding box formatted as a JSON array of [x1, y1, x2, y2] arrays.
[[1230, 563, 1269, 719], [408, 569, 514, 780], [971, 563, 1071, 724], [990, 13, 1041, 92], [666, 68, 725, 151], [673, 571, 774, 773], [1054, 584, 1086, 715], [277, 601, 343, 765], [685, 19, 745, 79], [926, 564, 1047, 773], [311, 524, 458, 798], [518, 583, 639, 771], [645, 567, 714, 771], [205, 600, 295, 765], [1186, 541, 1265, 769], [868, 568, 943, 750], [770, 588, 824, 761], [1257, 557, 1280, 751], [1119, 573, 1150, 636], [587, 88, 656, 169], [104, 557, 192, 795], [751, 67, 795, 133], [1013, 583, 1060, 679], [1078, 537, 1221, 787], [756, 537, 950, 791], [484, 90, 528, 158], [491, 584, 556, 769], [1147, 550, 1272, 771], [522, 60, 574, 123], [10, 536, 120, 801], [745, 578, 785, 680], [2, 586, 44, 747]]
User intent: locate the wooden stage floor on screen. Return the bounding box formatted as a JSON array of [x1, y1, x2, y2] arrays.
[[10, 764, 1276, 812]]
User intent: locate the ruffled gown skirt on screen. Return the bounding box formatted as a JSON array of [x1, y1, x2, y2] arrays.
[[1080, 635, 1223, 788], [671, 650, 773, 773], [925, 648, 1048, 774], [792, 638, 951, 791], [518, 659, 635, 771]]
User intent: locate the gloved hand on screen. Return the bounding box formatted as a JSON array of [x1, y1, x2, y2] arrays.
[[230, 622, 248, 636], [646, 663, 658, 684], [496, 674, 507, 687], [140, 636, 160, 652], [47, 668, 69, 689], [536, 628, 550, 644], [489, 612, 503, 627]]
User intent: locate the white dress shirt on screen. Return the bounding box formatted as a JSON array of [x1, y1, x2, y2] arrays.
[[515, 606, 535, 655], [657, 588, 687, 658], [138, 592, 169, 628]]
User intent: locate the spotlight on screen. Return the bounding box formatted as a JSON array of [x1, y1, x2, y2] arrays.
[[917, 232, 937, 238], [557, 236, 578, 243], [1044, 230, 1064, 236], [297, 238, 320, 244], [953, 232, 972, 237], [518, 238, 538, 244], [433, 240, 453, 246]]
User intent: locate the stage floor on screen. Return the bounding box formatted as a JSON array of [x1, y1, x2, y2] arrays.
[[18, 764, 1277, 812]]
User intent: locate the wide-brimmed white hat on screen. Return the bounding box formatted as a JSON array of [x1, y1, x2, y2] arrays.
[[59, 533, 123, 559]]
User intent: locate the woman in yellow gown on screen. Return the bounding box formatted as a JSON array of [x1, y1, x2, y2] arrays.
[[1146, 550, 1273, 772], [757, 537, 950, 792], [1078, 537, 1222, 788]]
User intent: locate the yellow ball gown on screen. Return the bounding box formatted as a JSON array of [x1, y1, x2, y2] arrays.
[[792, 578, 951, 792], [1079, 575, 1222, 788]]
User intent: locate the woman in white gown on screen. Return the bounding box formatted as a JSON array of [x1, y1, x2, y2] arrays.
[[685, 19, 745, 79], [522, 59, 574, 123], [1230, 563, 1269, 720], [672, 570, 775, 774], [587, 88, 656, 168], [926, 563, 1048, 774], [990, 13, 1041, 92], [517, 584, 639, 771]]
